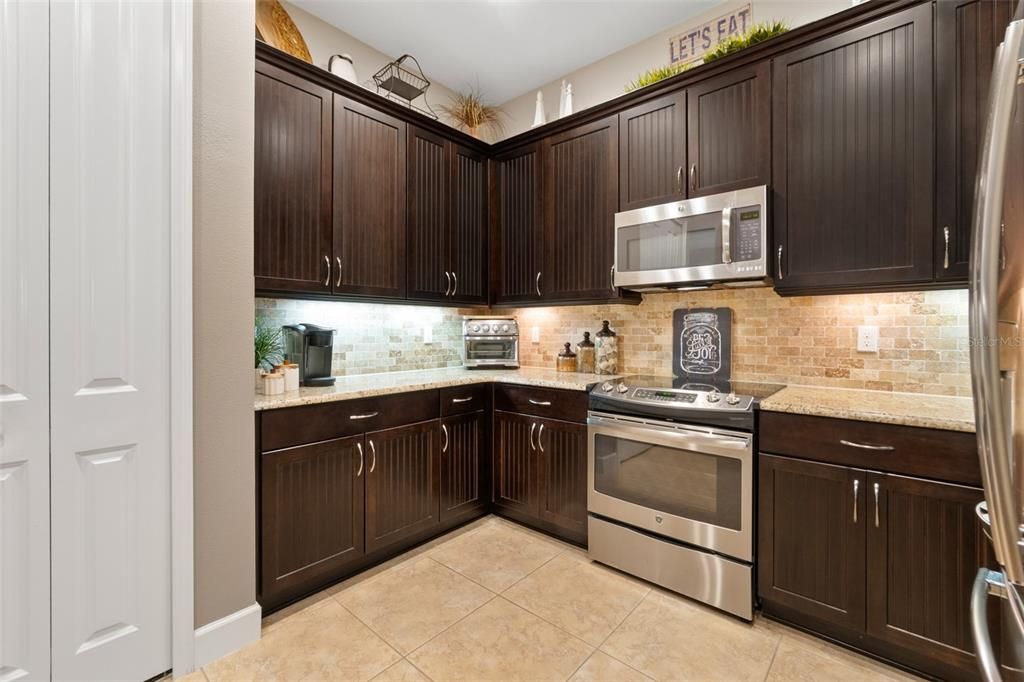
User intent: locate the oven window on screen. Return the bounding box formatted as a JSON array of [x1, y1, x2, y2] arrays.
[[465, 339, 514, 359], [617, 210, 723, 273], [593, 433, 742, 530]]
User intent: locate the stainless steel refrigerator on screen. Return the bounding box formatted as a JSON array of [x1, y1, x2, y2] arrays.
[[970, 2, 1024, 679]]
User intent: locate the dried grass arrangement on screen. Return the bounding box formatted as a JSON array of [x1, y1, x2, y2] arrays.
[[440, 89, 504, 139]]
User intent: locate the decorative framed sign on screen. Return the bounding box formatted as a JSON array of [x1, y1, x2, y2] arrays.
[[673, 307, 732, 380], [668, 4, 753, 67]]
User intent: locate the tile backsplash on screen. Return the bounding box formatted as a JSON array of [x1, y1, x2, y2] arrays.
[[257, 287, 971, 397]]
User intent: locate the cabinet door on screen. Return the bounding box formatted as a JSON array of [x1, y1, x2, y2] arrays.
[[449, 144, 489, 305], [535, 417, 588, 540], [758, 454, 866, 631], [493, 144, 544, 303], [493, 410, 539, 516], [407, 126, 450, 302], [618, 91, 686, 210], [544, 116, 620, 301], [866, 473, 988, 675], [254, 62, 333, 294], [773, 4, 934, 292], [260, 436, 365, 607], [440, 411, 489, 521], [936, 0, 1017, 281], [365, 421, 439, 553], [687, 61, 770, 197], [334, 95, 406, 298]]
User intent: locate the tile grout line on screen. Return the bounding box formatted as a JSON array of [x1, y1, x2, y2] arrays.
[[563, 587, 655, 681], [403, 593, 502, 662], [761, 632, 784, 682], [327, 594, 406, 669], [401, 655, 436, 682]]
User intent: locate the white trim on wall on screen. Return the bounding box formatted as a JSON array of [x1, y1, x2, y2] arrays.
[[193, 603, 263, 669], [170, 0, 196, 676]]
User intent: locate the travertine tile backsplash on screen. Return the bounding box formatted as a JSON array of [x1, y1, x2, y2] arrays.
[[256, 287, 971, 397]]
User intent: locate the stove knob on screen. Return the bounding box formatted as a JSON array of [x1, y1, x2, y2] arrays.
[[616, 384, 630, 394], [726, 392, 741, 405], [602, 382, 614, 392], [481, 324, 490, 332], [470, 324, 480, 333], [706, 391, 721, 403], [501, 324, 510, 332]]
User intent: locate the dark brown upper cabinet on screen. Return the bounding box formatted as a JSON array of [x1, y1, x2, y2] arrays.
[[449, 144, 489, 305], [687, 61, 771, 198], [618, 91, 687, 211], [333, 95, 407, 299], [772, 4, 934, 294], [254, 62, 333, 295], [407, 126, 450, 302], [544, 116, 621, 301], [493, 143, 545, 304], [936, 0, 1017, 282]]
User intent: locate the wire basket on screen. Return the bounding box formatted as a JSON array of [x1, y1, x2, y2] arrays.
[[372, 54, 437, 119]]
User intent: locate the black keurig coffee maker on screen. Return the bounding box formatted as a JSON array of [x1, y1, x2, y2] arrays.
[[282, 323, 336, 386]]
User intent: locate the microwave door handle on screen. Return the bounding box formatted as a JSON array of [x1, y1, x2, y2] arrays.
[[722, 207, 732, 265]]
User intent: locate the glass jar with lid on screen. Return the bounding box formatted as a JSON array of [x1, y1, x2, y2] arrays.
[[595, 321, 618, 375], [576, 331, 596, 373], [556, 343, 578, 372]]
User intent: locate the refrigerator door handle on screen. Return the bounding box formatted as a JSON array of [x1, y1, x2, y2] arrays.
[[972, 568, 1006, 682]]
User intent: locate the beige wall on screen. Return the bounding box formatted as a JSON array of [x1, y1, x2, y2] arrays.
[[193, 0, 257, 628], [282, 1, 461, 128], [497, 0, 850, 139]]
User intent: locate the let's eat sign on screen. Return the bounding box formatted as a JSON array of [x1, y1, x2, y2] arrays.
[[669, 4, 753, 66]]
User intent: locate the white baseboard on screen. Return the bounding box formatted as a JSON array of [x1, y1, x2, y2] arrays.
[[193, 602, 262, 668]]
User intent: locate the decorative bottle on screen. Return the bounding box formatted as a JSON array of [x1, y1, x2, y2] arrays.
[[576, 331, 596, 373], [556, 343, 578, 372], [595, 321, 618, 375]]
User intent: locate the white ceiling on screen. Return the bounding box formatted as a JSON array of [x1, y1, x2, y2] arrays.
[[291, 1, 723, 104]]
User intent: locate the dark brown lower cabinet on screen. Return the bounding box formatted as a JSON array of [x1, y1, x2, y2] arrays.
[[260, 436, 365, 607], [440, 411, 489, 522], [759, 453, 989, 679], [493, 410, 538, 516], [365, 420, 440, 553]]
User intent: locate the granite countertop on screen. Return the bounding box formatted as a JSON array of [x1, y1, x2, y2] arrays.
[[759, 385, 976, 433], [254, 366, 621, 411]]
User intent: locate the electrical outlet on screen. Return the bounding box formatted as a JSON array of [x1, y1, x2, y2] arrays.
[[531, 326, 541, 343], [857, 325, 879, 352], [423, 326, 433, 344]]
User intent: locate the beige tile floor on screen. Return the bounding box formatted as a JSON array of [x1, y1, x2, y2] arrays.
[[184, 516, 919, 682]]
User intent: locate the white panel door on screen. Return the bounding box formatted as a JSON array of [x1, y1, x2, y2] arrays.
[[0, 2, 51, 681], [49, 1, 173, 680]]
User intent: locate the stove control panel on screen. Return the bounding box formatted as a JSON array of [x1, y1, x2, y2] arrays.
[[634, 389, 697, 404], [595, 382, 754, 411]]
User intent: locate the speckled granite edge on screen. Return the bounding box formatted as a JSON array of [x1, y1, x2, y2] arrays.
[[759, 385, 976, 433], [254, 367, 620, 411]]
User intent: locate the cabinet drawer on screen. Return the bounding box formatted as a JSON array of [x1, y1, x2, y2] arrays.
[[261, 389, 439, 452], [440, 383, 491, 416], [758, 411, 980, 487], [494, 384, 587, 423]]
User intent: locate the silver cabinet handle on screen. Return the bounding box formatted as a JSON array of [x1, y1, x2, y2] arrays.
[[444, 271, 452, 296], [452, 271, 458, 296], [689, 163, 696, 191], [335, 256, 342, 287], [441, 423, 449, 453], [356, 442, 364, 477], [324, 255, 331, 286], [451, 396, 474, 404], [853, 479, 859, 523], [368, 439, 376, 473], [609, 265, 616, 292], [873, 482, 880, 528], [840, 439, 895, 451], [528, 399, 552, 406], [350, 412, 379, 421], [943, 226, 950, 269], [676, 166, 684, 194], [776, 245, 784, 280], [529, 422, 536, 451], [537, 423, 545, 452], [535, 271, 542, 296]]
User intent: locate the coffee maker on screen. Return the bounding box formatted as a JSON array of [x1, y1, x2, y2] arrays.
[[282, 323, 336, 386]]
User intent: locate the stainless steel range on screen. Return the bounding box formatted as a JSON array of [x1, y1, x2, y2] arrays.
[[587, 375, 782, 621]]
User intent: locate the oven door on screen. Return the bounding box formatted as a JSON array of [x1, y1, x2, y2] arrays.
[[464, 336, 518, 365], [587, 411, 753, 562]]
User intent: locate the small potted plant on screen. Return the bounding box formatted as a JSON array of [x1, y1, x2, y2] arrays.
[[440, 89, 504, 140], [255, 322, 284, 392]]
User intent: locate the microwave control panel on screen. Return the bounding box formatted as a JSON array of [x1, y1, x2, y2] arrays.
[[733, 206, 762, 262]]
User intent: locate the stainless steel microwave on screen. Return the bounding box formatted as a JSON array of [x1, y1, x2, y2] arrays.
[[613, 185, 769, 291]]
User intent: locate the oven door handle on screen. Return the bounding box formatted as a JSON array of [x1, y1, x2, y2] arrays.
[[588, 413, 751, 459]]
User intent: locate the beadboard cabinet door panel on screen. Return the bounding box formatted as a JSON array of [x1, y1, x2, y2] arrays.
[[935, 0, 1016, 281], [254, 62, 333, 294], [618, 92, 687, 210], [544, 116, 621, 301], [535, 418, 587, 541], [407, 126, 450, 302], [334, 95, 407, 298], [493, 144, 545, 303], [493, 410, 539, 516], [687, 61, 771, 197], [449, 144, 489, 305], [440, 411, 489, 522], [773, 4, 934, 292]]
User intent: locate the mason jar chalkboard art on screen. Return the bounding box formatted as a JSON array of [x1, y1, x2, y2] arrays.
[[673, 308, 732, 380]]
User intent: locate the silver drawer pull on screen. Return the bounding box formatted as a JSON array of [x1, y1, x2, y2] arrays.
[[853, 479, 859, 523], [350, 412, 379, 421], [840, 439, 895, 451], [451, 397, 474, 404], [528, 399, 552, 407]]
